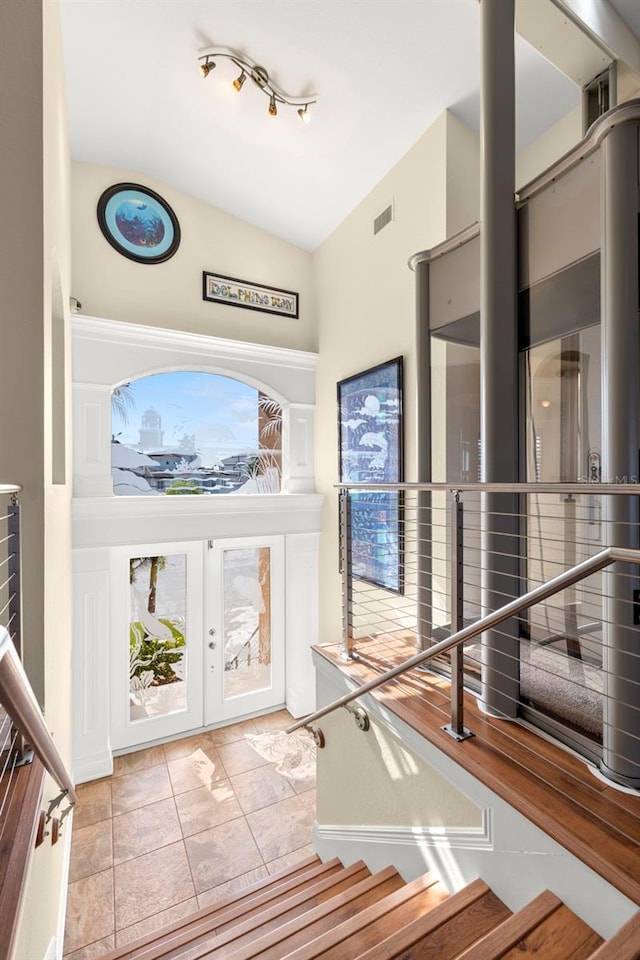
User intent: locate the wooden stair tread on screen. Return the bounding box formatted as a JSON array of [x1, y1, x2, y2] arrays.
[[585, 911, 640, 960], [454, 890, 602, 960], [140, 861, 376, 960], [199, 865, 407, 960], [353, 880, 511, 960], [202, 861, 376, 954], [100, 855, 340, 960], [316, 642, 640, 905], [264, 872, 448, 960]]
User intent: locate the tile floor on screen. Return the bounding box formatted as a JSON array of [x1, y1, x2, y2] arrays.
[[63, 710, 316, 959]]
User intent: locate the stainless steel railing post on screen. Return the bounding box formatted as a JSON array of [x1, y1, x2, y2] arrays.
[[444, 492, 473, 741], [7, 496, 21, 660], [340, 489, 356, 660]]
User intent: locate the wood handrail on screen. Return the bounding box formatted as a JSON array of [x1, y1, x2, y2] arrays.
[[0, 628, 76, 807]]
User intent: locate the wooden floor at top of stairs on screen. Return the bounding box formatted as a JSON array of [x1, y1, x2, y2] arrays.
[[315, 638, 640, 907]]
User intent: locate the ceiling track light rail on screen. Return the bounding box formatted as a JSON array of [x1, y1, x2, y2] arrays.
[[198, 50, 316, 122]]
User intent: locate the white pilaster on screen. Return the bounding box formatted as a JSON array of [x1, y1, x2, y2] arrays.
[[285, 532, 320, 717], [72, 384, 113, 498], [282, 403, 316, 494], [72, 549, 113, 782]]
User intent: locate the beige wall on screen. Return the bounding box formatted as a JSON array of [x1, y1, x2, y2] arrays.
[[446, 112, 480, 236], [312, 112, 482, 646], [0, 0, 74, 956], [72, 163, 315, 352], [516, 106, 582, 190], [317, 707, 481, 827]]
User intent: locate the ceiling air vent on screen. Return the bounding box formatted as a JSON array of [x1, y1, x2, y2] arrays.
[[373, 202, 394, 236]]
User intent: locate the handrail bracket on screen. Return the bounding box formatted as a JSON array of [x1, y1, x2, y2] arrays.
[[344, 703, 370, 732], [14, 747, 34, 769]]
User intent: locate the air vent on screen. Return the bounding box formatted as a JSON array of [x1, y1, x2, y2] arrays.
[[373, 202, 394, 236]]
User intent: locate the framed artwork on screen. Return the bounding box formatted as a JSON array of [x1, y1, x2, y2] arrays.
[[203, 272, 299, 318], [97, 183, 181, 264], [337, 356, 403, 593]]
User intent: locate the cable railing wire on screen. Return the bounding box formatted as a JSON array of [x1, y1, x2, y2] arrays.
[[312, 483, 640, 786]]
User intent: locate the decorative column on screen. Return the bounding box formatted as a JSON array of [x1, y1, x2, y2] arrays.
[[600, 122, 640, 787], [479, 0, 520, 717], [415, 259, 432, 651]]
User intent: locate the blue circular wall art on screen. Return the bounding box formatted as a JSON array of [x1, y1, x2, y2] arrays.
[[97, 183, 180, 264]]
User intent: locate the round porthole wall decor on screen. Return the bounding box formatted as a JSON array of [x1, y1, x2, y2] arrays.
[[97, 182, 181, 264]]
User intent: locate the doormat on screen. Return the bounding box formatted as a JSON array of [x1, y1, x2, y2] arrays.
[[245, 730, 316, 782]]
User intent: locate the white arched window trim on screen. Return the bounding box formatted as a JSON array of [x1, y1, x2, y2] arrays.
[[73, 315, 318, 503]]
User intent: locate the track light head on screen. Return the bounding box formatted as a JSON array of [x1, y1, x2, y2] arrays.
[[297, 105, 311, 124], [233, 70, 247, 92], [268, 95, 277, 117], [199, 58, 216, 79]]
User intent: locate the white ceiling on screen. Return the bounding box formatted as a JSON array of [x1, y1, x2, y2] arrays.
[[610, 0, 640, 41], [59, 0, 583, 251]]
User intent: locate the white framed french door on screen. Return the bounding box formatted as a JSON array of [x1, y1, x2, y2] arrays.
[[204, 536, 285, 725], [111, 540, 204, 750]]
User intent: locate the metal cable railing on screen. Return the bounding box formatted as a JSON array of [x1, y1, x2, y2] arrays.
[[288, 482, 640, 789], [0, 485, 76, 853]]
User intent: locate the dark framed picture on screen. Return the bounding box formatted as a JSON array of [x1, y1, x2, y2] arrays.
[[203, 272, 299, 318], [97, 183, 181, 264], [338, 356, 404, 593]]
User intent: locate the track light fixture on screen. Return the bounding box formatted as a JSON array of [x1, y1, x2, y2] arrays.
[[199, 57, 216, 79], [198, 48, 316, 122]]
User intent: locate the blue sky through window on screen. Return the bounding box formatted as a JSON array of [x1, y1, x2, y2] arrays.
[[113, 372, 259, 468]]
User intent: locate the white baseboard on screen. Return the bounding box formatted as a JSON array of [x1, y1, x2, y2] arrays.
[[73, 751, 113, 784], [315, 811, 493, 852], [313, 812, 493, 888]]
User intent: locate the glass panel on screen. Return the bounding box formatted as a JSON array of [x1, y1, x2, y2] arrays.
[[222, 547, 272, 700], [431, 335, 482, 646], [111, 373, 282, 496], [129, 554, 187, 722], [522, 326, 603, 744]]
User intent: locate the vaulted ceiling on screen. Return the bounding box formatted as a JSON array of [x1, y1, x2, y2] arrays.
[[59, 0, 626, 251]]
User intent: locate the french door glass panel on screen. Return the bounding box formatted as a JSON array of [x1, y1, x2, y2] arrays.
[[111, 541, 204, 750], [205, 537, 284, 725]]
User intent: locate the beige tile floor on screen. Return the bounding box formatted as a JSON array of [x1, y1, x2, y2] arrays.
[[63, 711, 316, 959]]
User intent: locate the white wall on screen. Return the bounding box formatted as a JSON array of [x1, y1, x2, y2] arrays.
[[71, 163, 315, 353], [0, 0, 74, 957], [318, 704, 482, 828]]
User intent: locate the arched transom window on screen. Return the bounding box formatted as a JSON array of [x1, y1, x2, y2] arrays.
[[111, 372, 282, 496]]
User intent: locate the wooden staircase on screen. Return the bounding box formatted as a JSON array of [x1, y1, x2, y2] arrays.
[[100, 854, 640, 960]]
